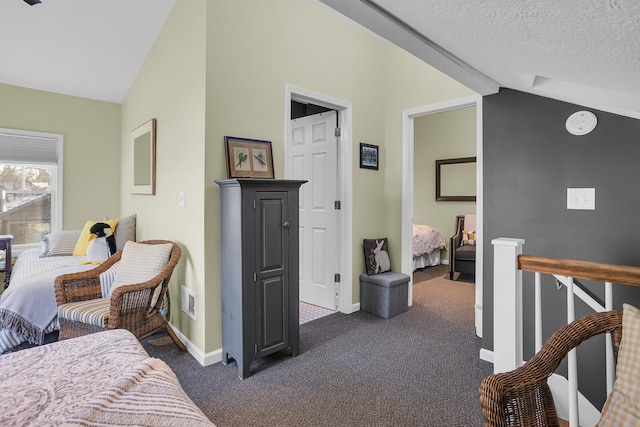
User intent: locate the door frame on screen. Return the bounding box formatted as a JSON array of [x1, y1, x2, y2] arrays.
[[284, 84, 354, 314], [401, 95, 484, 337]]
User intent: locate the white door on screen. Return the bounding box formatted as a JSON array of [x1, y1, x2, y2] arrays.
[[291, 110, 338, 310]]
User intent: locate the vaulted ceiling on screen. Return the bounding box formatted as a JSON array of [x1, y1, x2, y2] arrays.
[[1, 0, 638, 118], [0, 0, 174, 103], [319, 0, 640, 118]]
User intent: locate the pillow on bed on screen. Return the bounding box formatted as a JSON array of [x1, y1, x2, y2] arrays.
[[113, 214, 136, 251], [461, 230, 476, 246], [363, 238, 391, 275], [104, 214, 137, 251], [73, 220, 119, 256], [40, 230, 82, 257]]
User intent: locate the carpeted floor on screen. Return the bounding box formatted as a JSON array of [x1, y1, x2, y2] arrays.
[[143, 264, 491, 426]]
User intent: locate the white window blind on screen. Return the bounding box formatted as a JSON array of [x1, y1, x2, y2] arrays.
[[0, 130, 59, 165]]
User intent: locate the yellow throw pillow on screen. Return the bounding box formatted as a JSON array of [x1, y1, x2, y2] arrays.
[[462, 230, 476, 246], [72, 220, 118, 256]]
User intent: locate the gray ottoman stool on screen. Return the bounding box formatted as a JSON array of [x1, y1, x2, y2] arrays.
[[359, 272, 410, 318]]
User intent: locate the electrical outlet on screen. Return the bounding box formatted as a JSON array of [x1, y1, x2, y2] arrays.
[[181, 285, 196, 321], [567, 188, 595, 210]]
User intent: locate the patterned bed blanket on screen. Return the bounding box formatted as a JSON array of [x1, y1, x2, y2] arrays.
[[412, 224, 447, 257], [0, 248, 118, 353], [0, 329, 214, 426]]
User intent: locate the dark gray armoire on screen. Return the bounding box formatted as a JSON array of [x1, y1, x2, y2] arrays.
[[216, 178, 306, 379]]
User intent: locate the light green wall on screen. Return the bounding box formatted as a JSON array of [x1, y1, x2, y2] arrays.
[[121, 0, 478, 356], [413, 107, 477, 258], [204, 0, 387, 350], [0, 83, 121, 228], [204, 0, 478, 338], [121, 1, 207, 349], [381, 46, 476, 276]]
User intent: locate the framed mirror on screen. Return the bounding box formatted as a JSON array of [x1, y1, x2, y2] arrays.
[[131, 118, 156, 195], [435, 156, 476, 201]]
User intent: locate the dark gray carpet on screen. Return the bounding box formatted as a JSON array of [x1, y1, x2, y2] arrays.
[[143, 264, 491, 427]]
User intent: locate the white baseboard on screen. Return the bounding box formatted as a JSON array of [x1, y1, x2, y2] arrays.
[[440, 259, 449, 265], [475, 303, 483, 338], [170, 322, 222, 367], [351, 302, 360, 313], [479, 347, 494, 364]]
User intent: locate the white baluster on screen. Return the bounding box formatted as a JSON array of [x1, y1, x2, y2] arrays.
[[491, 238, 525, 374], [535, 272, 542, 352], [567, 277, 579, 426], [605, 281, 614, 395]]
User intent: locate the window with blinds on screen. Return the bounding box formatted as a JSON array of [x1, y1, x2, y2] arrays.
[[0, 128, 63, 248]]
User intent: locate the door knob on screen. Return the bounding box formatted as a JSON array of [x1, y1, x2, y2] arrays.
[[283, 221, 290, 228]]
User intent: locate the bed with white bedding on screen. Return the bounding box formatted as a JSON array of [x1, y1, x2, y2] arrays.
[[0, 215, 136, 353], [412, 224, 447, 270], [0, 248, 119, 353], [0, 329, 213, 426]]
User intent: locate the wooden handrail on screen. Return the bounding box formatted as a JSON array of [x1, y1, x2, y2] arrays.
[[518, 255, 640, 287]]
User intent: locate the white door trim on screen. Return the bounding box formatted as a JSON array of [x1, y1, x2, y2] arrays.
[[401, 94, 484, 337], [284, 84, 354, 314]]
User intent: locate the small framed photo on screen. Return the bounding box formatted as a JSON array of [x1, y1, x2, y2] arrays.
[[359, 143, 379, 170], [224, 136, 274, 179]]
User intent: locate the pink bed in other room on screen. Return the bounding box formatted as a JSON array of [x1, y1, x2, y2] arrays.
[[412, 224, 447, 270]]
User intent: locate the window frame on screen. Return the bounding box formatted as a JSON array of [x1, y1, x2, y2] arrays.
[[0, 127, 63, 256]]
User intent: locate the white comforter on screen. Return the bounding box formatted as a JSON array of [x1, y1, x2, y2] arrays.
[[0, 249, 118, 353], [0, 329, 213, 426], [412, 224, 447, 257]]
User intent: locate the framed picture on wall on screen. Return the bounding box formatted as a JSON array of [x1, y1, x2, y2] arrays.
[[359, 143, 379, 170], [224, 136, 274, 179]]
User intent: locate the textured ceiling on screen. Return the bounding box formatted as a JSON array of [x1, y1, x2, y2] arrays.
[[1, 0, 638, 117], [375, 0, 640, 91], [321, 0, 640, 118], [0, 0, 175, 103]]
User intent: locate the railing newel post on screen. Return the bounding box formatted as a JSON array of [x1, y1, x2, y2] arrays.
[[492, 237, 525, 374]]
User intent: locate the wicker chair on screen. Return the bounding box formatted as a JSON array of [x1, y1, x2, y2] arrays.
[[480, 310, 623, 427], [54, 240, 186, 351]]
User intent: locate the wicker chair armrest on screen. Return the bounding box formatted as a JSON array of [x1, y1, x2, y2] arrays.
[[54, 251, 122, 305], [480, 310, 623, 426]]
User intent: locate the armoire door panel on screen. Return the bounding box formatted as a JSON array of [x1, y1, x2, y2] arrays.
[[258, 195, 286, 272], [259, 275, 287, 351]]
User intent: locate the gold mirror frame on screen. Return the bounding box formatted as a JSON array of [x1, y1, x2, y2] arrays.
[[131, 119, 156, 195]]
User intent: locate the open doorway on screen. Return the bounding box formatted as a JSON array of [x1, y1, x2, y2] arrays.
[[401, 95, 484, 337], [284, 85, 354, 315]]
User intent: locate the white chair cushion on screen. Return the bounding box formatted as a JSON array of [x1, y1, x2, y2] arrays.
[[109, 241, 173, 297], [58, 298, 110, 327]]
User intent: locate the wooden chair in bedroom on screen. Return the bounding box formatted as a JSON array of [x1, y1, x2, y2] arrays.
[[54, 240, 186, 350], [449, 214, 476, 280]]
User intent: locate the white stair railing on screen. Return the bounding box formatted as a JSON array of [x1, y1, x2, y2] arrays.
[[491, 237, 640, 426]]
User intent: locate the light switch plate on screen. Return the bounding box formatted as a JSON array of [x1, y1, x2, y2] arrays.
[[177, 191, 186, 208], [567, 188, 595, 210]]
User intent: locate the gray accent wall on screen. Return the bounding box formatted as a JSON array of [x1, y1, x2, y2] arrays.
[[483, 88, 640, 407]]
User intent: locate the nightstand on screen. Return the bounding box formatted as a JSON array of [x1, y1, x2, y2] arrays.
[[0, 235, 13, 289]]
